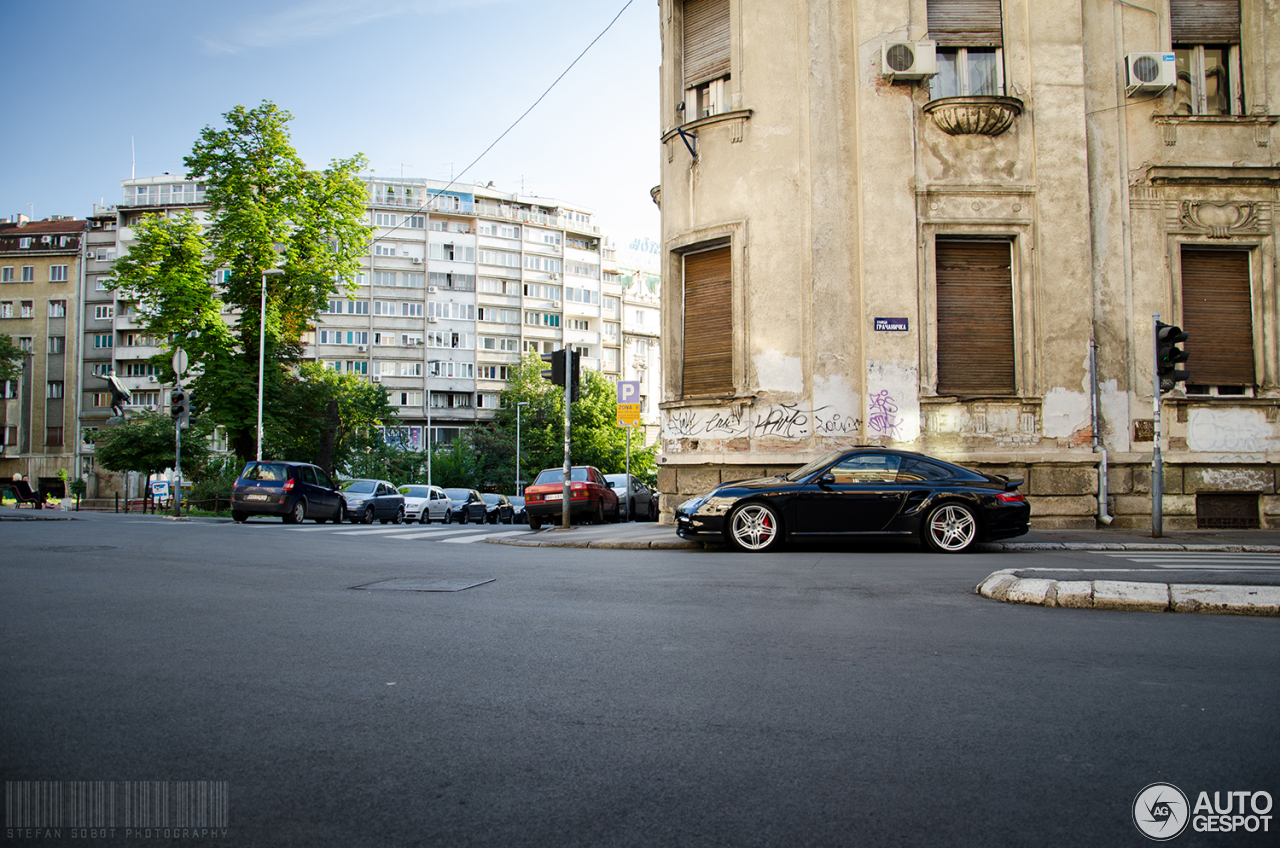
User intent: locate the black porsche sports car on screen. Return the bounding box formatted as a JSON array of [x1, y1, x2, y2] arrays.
[[674, 447, 1030, 553]]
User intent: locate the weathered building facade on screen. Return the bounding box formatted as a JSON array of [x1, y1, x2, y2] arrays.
[[656, 0, 1278, 529]]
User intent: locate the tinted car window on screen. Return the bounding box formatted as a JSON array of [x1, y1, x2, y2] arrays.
[[315, 468, 334, 489], [897, 458, 953, 482], [827, 454, 901, 484], [241, 462, 289, 482], [300, 466, 318, 485], [342, 480, 377, 494], [443, 488, 472, 500], [400, 486, 431, 498]]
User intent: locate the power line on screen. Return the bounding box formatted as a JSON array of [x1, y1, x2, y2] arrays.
[[372, 0, 636, 244]]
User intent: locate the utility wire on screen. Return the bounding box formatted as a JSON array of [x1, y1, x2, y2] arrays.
[[373, 0, 636, 244]]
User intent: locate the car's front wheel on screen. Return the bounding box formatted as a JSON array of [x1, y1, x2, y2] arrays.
[[459, 509, 469, 525], [923, 502, 978, 553], [419, 509, 430, 525], [363, 505, 376, 525], [727, 502, 782, 553]]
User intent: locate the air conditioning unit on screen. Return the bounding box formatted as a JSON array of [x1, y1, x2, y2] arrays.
[[1125, 53, 1176, 94], [412, 257, 422, 264], [41, 235, 52, 243], [371, 375, 382, 382], [881, 41, 937, 80], [428, 316, 439, 323], [147, 375, 158, 383], [357, 344, 368, 352], [552, 301, 561, 308], [428, 285, 439, 293]]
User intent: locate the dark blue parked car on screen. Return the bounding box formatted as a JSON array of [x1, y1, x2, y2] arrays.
[[231, 461, 345, 524]]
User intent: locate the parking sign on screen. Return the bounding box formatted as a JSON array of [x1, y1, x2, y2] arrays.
[[616, 381, 642, 427]]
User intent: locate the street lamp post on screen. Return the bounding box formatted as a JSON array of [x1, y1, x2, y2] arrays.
[[426, 358, 442, 488], [256, 268, 286, 462], [516, 401, 529, 495]]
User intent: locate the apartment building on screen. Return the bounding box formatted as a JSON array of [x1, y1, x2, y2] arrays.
[[0, 215, 87, 496], [656, 0, 1278, 529], [78, 176, 654, 480]]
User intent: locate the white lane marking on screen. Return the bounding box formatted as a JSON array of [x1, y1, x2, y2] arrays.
[[1093, 552, 1280, 569], [441, 530, 530, 544], [334, 527, 427, 536], [390, 527, 527, 541]]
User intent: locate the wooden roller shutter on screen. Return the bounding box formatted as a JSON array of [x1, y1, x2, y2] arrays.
[[927, 0, 1004, 47], [936, 240, 1015, 396], [1171, 0, 1240, 43], [683, 0, 731, 89], [682, 246, 732, 397], [1181, 248, 1254, 386]]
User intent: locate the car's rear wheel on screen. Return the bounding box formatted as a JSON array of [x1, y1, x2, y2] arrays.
[[392, 505, 405, 525], [727, 502, 782, 553], [923, 502, 978, 553], [284, 500, 306, 525], [444, 509, 453, 524], [593, 501, 605, 525]]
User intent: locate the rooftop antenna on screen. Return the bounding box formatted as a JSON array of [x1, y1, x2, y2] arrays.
[[131, 136, 135, 180], [400, 163, 413, 179]]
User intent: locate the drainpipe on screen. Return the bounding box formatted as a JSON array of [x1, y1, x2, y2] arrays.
[[1091, 341, 1114, 525]]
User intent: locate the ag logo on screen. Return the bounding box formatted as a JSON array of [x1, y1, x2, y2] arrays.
[[1134, 783, 1190, 840]]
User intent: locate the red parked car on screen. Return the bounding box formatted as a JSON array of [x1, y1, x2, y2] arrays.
[[523, 466, 620, 530]]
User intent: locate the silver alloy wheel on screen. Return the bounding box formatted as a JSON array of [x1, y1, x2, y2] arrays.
[[729, 503, 780, 552], [363, 505, 375, 524], [926, 503, 978, 553], [286, 500, 305, 524]]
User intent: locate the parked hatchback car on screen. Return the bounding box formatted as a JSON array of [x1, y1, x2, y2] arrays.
[[480, 493, 515, 524], [523, 466, 620, 530], [675, 447, 1030, 553], [508, 496, 527, 524], [441, 488, 487, 524], [604, 474, 657, 522], [398, 484, 450, 524], [340, 479, 406, 524], [231, 461, 344, 524]]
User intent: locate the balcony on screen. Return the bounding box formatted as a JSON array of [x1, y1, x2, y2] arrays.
[[923, 96, 1023, 137]]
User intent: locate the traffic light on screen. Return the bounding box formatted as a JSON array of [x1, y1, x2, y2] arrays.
[[541, 349, 566, 386], [170, 388, 191, 429], [1156, 321, 1190, 392], [568, 349, 581, 403]]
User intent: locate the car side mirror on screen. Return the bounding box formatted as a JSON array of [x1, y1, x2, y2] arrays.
[[606, 481, 615, 488], [818, 474, 835, 486]]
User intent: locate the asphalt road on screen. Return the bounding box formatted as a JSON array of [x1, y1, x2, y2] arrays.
[[3, 515, 1278, 847]]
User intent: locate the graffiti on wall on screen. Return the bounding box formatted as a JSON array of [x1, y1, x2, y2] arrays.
[[1188, 409, 1279, 453], [866, 390, 904, 440], [665, 403, 863, 443], [665, 407, 751, 439]]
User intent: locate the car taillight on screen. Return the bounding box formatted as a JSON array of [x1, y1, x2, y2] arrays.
[[283, 479, 295, 492], [996, 490, 1025, 503]]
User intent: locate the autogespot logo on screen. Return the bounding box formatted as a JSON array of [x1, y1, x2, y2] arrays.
[[1134, 783, 1190, 841]]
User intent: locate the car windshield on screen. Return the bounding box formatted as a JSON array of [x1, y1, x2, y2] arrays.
[[534, 468, 589, 485], [240, 462, 290, 482], [341, 480, 377, 494], [605, 475, 626, 486], [399, 486, 431, 497], [784, 449, 850, 482], [443, 488, 472, 500]]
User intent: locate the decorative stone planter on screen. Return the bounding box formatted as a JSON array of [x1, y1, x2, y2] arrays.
[[923, 96, 1024, 136]]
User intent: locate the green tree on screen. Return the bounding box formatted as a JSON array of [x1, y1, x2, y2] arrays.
[[93, 411, 214, 487], [267, 362, 397, 476], [113, 101, 372, 463], [0, 333, 25, 383], [471, 352, 657, 489]]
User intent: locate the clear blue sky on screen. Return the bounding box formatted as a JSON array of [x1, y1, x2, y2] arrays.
[[0, 0, 659, 244]]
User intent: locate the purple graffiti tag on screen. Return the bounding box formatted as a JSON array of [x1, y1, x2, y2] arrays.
[[867, 390, 903, 440]]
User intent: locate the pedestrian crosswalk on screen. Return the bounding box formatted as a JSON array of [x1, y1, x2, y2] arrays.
[[243, 522, 538, 544], [1093, 551, 1280, 570]]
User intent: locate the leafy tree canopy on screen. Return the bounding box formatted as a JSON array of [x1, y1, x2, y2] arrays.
[[266, 362, 397, 477], [93, 410, 213, 482], [0, 333, 25, 383], [112, 101, 372, 463]]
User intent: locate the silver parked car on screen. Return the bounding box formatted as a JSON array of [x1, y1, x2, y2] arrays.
[[605, 474, 657, 521], [340, 479, 405, 524], [398, 484, 450, 524]]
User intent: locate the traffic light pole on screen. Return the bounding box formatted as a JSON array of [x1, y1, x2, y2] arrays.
[[1152, 313, 1163, 538], [561, 374, 571, 530], [173, 386, 183, 518]]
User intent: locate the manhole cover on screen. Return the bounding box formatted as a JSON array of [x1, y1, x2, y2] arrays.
[[41, 545, 120, 552], [352, 577, 496, 592]]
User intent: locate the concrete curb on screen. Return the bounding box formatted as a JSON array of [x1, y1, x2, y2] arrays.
[[487, 536, 711, 550], [976, 568, 1280, 616]]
